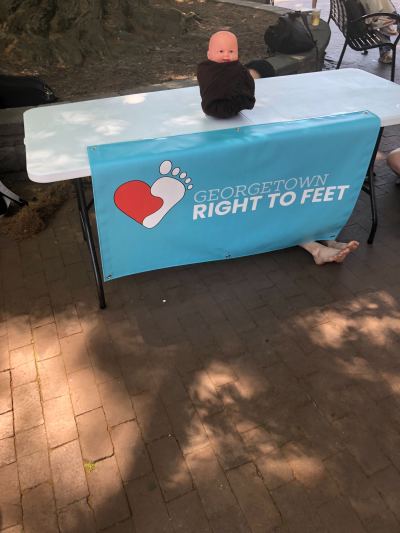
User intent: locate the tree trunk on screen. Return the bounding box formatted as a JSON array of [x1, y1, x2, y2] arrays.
[[0, 0, 192, 67]]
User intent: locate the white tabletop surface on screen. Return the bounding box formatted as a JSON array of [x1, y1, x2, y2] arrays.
[[24, 68, 400, 183]]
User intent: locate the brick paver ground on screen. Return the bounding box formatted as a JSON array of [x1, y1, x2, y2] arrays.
[[3, 12, 400, 531]]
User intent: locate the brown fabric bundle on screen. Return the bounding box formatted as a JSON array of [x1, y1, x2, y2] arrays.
[[197, 60, 255, 119]]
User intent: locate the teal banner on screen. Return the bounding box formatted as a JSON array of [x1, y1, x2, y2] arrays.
[[88, 112, 380, 281]]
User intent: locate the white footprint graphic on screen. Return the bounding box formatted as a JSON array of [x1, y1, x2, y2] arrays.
[[143, 160, 193, 228]]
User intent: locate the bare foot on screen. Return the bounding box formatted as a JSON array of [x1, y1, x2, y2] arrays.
[[323, 240, 359, 252], [300, 241, 359, 265], [312, 244, 352, 265]]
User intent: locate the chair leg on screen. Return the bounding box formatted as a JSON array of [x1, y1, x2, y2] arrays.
[[336, 41, 348, 69], [391, 46, 396, 82]]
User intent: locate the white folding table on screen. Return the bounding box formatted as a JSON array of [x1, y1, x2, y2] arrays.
[[24, 68, 400, 307]]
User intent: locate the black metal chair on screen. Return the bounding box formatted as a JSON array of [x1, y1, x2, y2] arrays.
[[328, 0, 400, 81]]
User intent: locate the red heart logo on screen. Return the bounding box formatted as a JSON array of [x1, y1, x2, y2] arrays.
[[114, 180, 164, 224]]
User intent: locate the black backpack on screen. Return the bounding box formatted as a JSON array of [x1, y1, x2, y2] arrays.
[[264, 12, 316, 54], [0, 74, 57, 109]]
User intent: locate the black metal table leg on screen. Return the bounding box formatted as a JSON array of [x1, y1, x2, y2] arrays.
[[362, 127, 383, 245], [74, 179, 106, 309], [364, 167, 377, 244]]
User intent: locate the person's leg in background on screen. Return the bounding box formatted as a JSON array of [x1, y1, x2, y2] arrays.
[[378, 39, 393, 64], [387, 148, 400, 181], [375, 17, 397, 64]]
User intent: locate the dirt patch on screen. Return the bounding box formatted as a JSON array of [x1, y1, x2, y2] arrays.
[[2, 0, 276, 101], [0, 182, 72, 240]]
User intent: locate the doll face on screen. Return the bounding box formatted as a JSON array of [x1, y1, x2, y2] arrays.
[[207, 31, 238, 63]]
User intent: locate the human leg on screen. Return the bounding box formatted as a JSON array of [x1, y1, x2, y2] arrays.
[[369, 17, 395, 63], [387, 148, 400, 184], [379, 46, 393, 64], [387, 148, 400, 175], [378, 33, 392, 63]]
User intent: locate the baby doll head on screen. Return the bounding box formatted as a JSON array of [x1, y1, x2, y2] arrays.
[[207, 31, 238, 63]]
